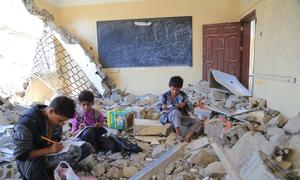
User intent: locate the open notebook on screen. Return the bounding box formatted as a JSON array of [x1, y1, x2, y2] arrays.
[[74, 126, 94, 138], [47, 140, 85, 156]]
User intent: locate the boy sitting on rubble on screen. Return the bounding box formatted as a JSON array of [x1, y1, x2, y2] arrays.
[[71, 90, 114, 152], [157, 76, 201, 142], [13, 96, 93, 180]]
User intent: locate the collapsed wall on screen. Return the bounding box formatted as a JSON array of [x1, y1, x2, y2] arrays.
[[21, 0, 115, 98]]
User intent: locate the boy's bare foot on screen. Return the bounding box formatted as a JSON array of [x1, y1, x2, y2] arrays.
[[184, 131, 193, 143]]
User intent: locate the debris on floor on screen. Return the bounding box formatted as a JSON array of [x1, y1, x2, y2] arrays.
[[1, 77, 300, 179]]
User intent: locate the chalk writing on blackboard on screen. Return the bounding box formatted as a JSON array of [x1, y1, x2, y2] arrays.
[[97, 16, 192, 68]]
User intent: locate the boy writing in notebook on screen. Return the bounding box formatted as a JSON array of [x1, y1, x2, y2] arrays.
[[157, 76, 201, 142], [13, 96, 93, 180], [71, 90, 114, 152]]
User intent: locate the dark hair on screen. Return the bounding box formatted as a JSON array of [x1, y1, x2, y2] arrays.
[[168, 76, 183, 88], [49, 96, 75, 118], [78, 90, 94, 103]]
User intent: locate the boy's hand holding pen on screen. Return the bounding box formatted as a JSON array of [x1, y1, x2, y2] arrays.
[[41, 136, 64, 153]]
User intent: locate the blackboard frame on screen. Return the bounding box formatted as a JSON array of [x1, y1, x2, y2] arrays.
[[97, 16, 192, 68]]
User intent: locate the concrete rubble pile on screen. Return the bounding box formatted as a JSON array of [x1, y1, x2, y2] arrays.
[[1, 77, 300, 179]]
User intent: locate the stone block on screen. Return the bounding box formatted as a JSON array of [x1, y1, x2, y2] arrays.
[[228, 132, 275, 168], [91, 164, 105, 177], [152, 144, 166, 158], [240, 151, 289, 180], [187, 149, 216, 166], [266, 127, 285, 139], [283, 115, 300, 134], [249, 97, 266, 108], [204, 119, 224, 141], [107, 167, 122, 178], [123, 166, 138, 177], [204, 161, 225, 177], [288, 135, 300, 168], [133, 119, 171, 136], [268, 114, 288, 128]]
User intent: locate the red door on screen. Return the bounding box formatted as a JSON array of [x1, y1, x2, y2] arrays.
[[203, 22, 241, 81]]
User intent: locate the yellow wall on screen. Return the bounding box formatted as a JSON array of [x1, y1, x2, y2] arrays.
[[36, 0, 239, 95], [240, 0, 300, 116]]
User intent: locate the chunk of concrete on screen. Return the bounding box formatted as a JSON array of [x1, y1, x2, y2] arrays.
[[152, 144, 166, 159], [184, 136, 209, 153], [283, 115, 300, 134], [133, 119, 171, 136], [268, 114, 288, 128], [249, 97, 266, 108], [204, 161, 225, 177], [240, 151, 289, 180], [204, 119, 224, 142], [228, 132, 275, 168], [266, 127, 285, 139], [288, 135, 300, 168], [107, 167, 122, 178], [187, 149, 216, 166], [130, 152, 146, 163], [223, 125, 248, 147], [269, 134, 291, 148], [165, 132, 176, 146], [209, 90, 228, 101], [91, 164, 105, 177], [137, 142, 151, 151], [123, 166, 138, 178]]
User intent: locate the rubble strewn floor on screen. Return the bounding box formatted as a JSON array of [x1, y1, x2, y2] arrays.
[[1, 81, 300, 179]]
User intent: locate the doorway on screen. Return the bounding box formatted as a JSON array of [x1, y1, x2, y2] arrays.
[[202, 11, 256, 89], [241, 11, 256, 89]]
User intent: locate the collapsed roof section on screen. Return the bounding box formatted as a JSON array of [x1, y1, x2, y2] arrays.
[[22, 0, 115, 98]]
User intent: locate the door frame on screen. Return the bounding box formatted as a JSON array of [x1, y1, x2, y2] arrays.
[[240, 10, 256, 88]]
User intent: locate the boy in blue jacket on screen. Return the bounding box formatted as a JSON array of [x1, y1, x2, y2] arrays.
[[157, 76, 201, 142]]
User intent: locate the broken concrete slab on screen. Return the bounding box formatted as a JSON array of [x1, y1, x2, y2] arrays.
[[227, 132, 275, 168], [165, 132, 176, 146], [204, 161, 225, 177], [249, 97, 266, 108], [288, 135, 300, 168], [269, 134, 291, 148], [164, 162, 176, 175], [91, 164, 105, 177], [133, 119, 171, 136], [187, 149, 216, 166], [193, 107, 212, 119], [130, 152, 146, 163], [225, 95, 242, 109], [268, 114, 288, 128], [107, 167, 122, 178], [209, 70, 251, 97], [223, 125, 248, 148], [240, 151, 290, 180], [137, 142, 151, 151], [266, 127, 285, 139], [184, 136, 209, 154], [78, 154, 98, 170], [204, 119, 224, 142], [283, 115, 300, 134], [152, 144, 166, 159], [209, 90, 228, 101]]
